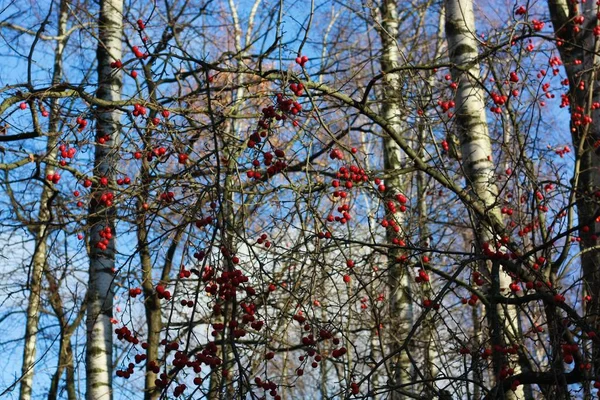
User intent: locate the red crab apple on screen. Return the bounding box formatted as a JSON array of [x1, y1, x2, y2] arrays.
[[295, 55, 309, 67]]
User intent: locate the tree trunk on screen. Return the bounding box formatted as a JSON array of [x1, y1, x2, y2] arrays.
[[416, 123, 439, 397], [445, 0, 522, 398], [48, 322, 78, 400], [139, 222, 161, 400], [46, 268, 85, 400], [379, 0, 413, 397], [20, 1, 69, 398], [20, 228, 50, 400], [137, 58, 163, 400], [547, 0, 600, 377], [86, 0, 122, 398]]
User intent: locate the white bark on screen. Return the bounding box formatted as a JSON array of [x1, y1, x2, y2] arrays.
[[445, 0, 498, 214], [207, 3, 261, 398], [19, 2, 69, 398], [379, 0, 413, 397], [19, 236, 49, 400], [445, 0, 522, 398], [418, 9, 445, 393], [86, 0, 122, 398]]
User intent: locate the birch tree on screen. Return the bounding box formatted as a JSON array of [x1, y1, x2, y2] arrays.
[[378, 0, 414, 396], [86, 0, 123, 397], [19, 1, 70, 398], [445, 0, 524, 398]]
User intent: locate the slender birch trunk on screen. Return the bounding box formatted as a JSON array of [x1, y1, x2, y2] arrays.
[[416, 125, 439, 394], [415, 10, 445, 391], [135, 95, 161, 400], [139, 221, 161, 400], [19, 176, 53, 400], [207, 3, 260, 397], [138, 48, 163, 400], [379, 0, 413, 397], [445, 0, 522, 398], [86, 0, 122, 398], [46, 268, 86, 400], [48, 322, 78, 400], [20, 1, 69, 398]]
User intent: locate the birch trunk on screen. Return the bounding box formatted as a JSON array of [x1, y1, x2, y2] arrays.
[[139, 222, 161, 400], [445, 0, 522, 398], [379, 0, 413, 397], [48, 320, 78, 400], [547, 0, 600, 377], [137, 48, 163, 400], [416, 124, 439, 395], [19, 203, 51, 400], [415, 10, 445, 392], [207, 3, 260, 397], [20, 1, 69, 398], [46, 268, 86, 400], [86, 0, 122, 398]]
